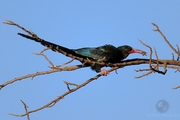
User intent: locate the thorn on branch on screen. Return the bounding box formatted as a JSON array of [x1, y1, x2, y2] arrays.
[[64, 81, 79, 91], [172, 53, 174, 60], [135, 68, 150, 72], [172, 85, 180, 90], [176, 44, 180, 60], [115, 69, 118, 74]]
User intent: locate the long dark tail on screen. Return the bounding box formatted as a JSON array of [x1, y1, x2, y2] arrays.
[[18, 33, 84, 58]]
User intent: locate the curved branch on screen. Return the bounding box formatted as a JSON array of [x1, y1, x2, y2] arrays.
[[3, 20, 180, 119], [10, 67, 118, 117]]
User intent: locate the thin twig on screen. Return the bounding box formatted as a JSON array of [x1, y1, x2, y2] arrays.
[[154, 47, 159, 70], [57, 58, 75, 67], [135, 70, 153, 78], [10, 100, 30, 120], [139, 40, 152, 65], [172, 85, 180, 90], [135, 68, 151, 72], [152, 23, 179, 56], [33, 48, 55, 67], [3, 20, 34, 36], [172, 53, 174, 60], [64, 81, 79, 91], [176, 44, 180, 60]]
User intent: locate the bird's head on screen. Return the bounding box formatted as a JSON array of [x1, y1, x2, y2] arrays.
[[118, 45, 146, 59]]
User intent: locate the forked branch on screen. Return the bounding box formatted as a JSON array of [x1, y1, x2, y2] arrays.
[[2, 20, 180, 118]]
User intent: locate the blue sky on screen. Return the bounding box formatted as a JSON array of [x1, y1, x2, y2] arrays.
[[1, 1, 180, 120]]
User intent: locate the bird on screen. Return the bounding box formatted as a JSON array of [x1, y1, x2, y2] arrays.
[[73, 45, 146, 75], [18, 33, 146, 76]]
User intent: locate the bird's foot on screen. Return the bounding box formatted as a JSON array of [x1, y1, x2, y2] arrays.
[[101, 69, 109, 76]]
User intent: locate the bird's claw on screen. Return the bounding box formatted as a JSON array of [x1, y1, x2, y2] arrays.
[[101, 69, 109, 76]]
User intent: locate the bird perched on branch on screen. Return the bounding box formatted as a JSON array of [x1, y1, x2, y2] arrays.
[[18, 33, 146, 76], [74, 45, 146, 75]]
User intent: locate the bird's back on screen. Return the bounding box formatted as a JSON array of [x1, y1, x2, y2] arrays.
[[73, 45, 124, 63]]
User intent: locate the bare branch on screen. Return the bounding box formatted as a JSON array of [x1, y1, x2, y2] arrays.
[[3, 20, 34, 36], [172, 86, 180, 90], [154, 47, 159, 70], [176, 44, 180, 60], [135, 70, 154, 78], [3, 20, 180, 119], [9, 67, 118, 117], [139, 39, 153, 64], [0, 65, 85, 90], [10, 100, 30, 120], [152, 23, 179, 56], [56, 58, 75, 68], [64, 81, 79, 91], [33, 48, 55, 67], [172, 53, 174, 60]]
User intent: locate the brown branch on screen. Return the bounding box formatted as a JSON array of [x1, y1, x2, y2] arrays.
[[1, 58, 180, 90], [172, 53, 174, 60], [3, 20, 34, 36], [137, 40, 155, 78], [9, 67, 118, 117], [3, 20, 180, 68], [152, 48, 167, 75], [176, 44, 180, 60], [3, 20, 180, 119], [10, 100, 30, 120], [33, 48, 75, 69], [64, 81, 79, 91], [172, 85, 180, 90], [135, 70, 154, 78], [135, 68, 150, 72], [57, 58, 75, 67], [137, 40, 168, 77], [152, 23, 179, 56], [33, 48, 55, 67], [139, 39, 153, 63], [0, 65, 85, 90], [3, 20, 93, 66], [154, 47, 159, 70]]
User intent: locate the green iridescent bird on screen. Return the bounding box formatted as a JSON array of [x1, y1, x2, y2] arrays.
[[73, 45, 146, 75], [18, 33, 146, 75]]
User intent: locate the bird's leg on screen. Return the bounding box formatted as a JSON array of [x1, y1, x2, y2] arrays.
[[100, 69, 109, 76]]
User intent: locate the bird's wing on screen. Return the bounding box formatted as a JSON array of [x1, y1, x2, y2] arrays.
[[96, 44, 117, 53], [73, 46, 114, 62]]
